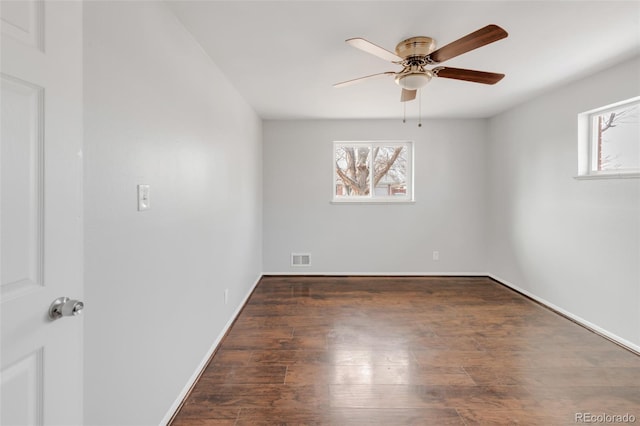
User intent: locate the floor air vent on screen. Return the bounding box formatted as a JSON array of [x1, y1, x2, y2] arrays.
[[291, 253, 311, 267]]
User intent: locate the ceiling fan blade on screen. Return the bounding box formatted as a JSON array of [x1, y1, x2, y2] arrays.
[[346, 38, 403, 63], [434, 67, 505, 85], [400, 89, 417, 102], [333, 71, 396, 88], [428, 25, 508, 64]]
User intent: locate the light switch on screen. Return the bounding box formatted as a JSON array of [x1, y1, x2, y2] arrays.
[[137, 184, 150, 211]]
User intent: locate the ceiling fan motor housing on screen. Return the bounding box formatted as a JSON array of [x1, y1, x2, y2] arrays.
[[395, 36, 436, 59]]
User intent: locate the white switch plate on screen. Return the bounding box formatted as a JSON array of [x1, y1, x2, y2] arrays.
[[137, 184, 150, 211], [433, 251, 439, 261]]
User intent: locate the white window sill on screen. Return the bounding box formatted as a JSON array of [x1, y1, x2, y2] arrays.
[[331, 199, 415, 205], [574, 172, 640, 180]]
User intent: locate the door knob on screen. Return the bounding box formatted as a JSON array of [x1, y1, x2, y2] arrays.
[[49, 297, 84, 320]]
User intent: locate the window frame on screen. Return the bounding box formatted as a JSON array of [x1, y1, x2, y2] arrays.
[[577, 96, 640, 179], [331, 140, 414, 204]]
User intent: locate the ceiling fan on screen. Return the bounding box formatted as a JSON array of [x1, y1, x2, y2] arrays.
[[334, 25, 508, 102]]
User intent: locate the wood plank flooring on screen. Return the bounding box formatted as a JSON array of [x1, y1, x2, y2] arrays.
[[171, 276, 640, 425]]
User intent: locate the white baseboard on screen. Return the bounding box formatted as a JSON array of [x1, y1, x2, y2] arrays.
[[262, 271, 488, 276], [489, 273, 640, 354], [160, 274, 262, 425]]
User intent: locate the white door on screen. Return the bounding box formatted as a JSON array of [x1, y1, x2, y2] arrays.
[[1, 1, 83, 424]]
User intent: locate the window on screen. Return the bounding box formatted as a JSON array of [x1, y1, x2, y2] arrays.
[[578, 96, 640, 178], [333, 141, 413, 202]]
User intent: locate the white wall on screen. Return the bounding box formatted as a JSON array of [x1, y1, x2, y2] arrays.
[[263, 119, 488, 274], [83, 2, 262, 425], [487, 56, 640, 349]]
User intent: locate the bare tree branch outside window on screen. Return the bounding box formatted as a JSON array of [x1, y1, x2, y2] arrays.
[[596, 104, 640, 171], [334, 142, 411, 200]]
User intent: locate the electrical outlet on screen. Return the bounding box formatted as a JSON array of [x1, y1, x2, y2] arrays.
[[224, 289, 228, 305], [433, 251, 440, 261]]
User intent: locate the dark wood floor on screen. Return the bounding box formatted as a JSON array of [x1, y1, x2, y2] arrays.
[[171, 276, 640, 425]]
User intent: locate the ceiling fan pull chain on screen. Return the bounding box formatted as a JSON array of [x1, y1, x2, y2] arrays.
[[418, 89, 422, 127], [403, 101, 406, 123]]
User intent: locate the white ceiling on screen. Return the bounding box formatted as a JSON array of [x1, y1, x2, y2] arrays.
[[167, 1, 640, 120]]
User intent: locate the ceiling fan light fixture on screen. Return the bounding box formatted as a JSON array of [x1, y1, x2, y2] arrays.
[[395, 72, 431, 90]]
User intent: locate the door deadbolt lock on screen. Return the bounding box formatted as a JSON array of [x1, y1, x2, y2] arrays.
[[49, 297, 84, 320]]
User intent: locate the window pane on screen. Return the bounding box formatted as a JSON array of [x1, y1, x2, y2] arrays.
[[593, 103, 640, 171], [373, 145, 407, 196], [335, 146, 371, 196]]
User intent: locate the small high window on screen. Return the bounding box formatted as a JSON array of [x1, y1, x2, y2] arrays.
[[333, 141, 414, 202], [578, 97, 640, 178]]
